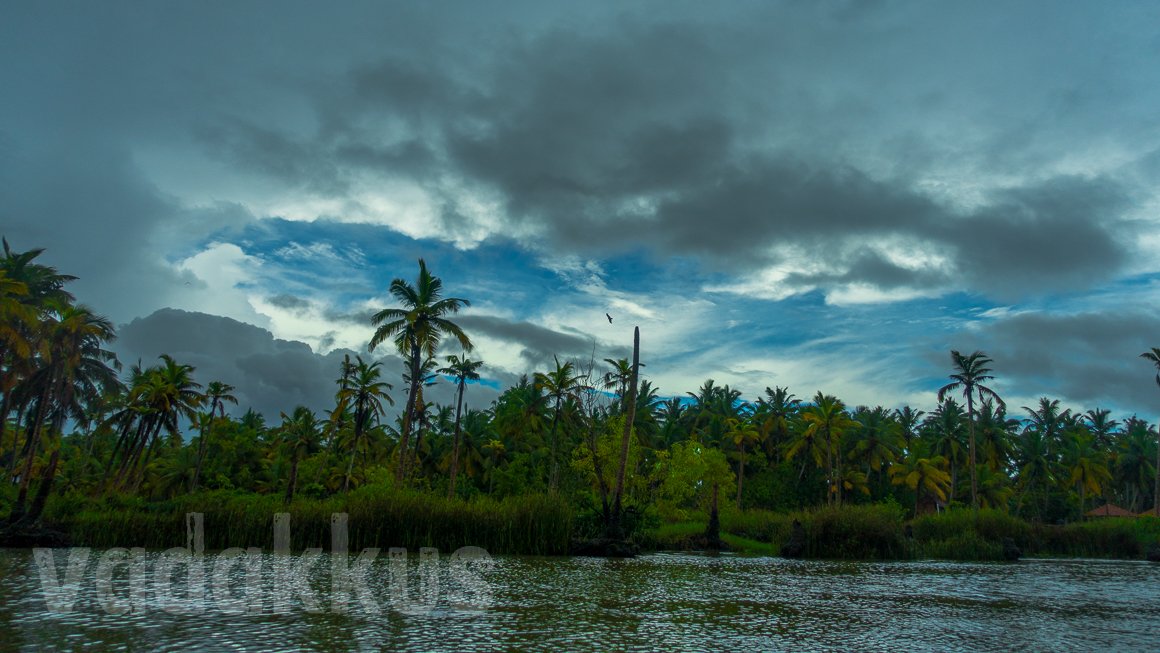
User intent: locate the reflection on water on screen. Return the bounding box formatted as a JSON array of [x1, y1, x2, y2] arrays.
[[2, 548, 1159, 652]]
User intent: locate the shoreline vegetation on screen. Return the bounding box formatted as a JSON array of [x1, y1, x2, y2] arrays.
[[23, 490, 1160, 562], [3, 240, 1160, 562]]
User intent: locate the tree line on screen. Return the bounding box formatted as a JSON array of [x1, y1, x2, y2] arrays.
[[2, 239, 1159, 539]]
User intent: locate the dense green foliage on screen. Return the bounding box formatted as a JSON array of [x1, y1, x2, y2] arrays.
[[2, 240, 1160, 558]]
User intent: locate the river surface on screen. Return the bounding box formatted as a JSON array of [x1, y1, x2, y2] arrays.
[[1, 548, 1158, 651]]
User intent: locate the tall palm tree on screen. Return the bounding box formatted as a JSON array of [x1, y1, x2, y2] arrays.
[[369, 259, 471, 483], [800, 392, 858, 506], [1139, 348, 1160, 516], [726, 415, 761, 509], [0, 241, 76, 462], [937, 350, 1005, 510], [534, 357, 586, 493], [602, 357, 634, 409], [336, 357, 392, 492], [975, 400, 1017, 473], [850, 406, 902, 490], [438, 353, 483, 498], [925, 398, 967, 502], [1115, 417, 1156, 512], [9, 303, 121, 525], [893, 406, 925, 454], [1062, 429, 1111, 516], [191, 380, 237, 492], [119, 355, 203, 492], [755, 386, 800, 459], [278, 406, 322, 504]]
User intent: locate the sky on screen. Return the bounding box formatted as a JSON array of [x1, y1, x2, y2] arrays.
[[4, 1, 1160, 421]]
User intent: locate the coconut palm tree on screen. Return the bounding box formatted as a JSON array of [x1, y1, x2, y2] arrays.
[[534, 357, 587, 493], [278, 406, 322, 504], [0, 241, 77, 463], [120, 355, 203, 492], [726, 415, 761, 509], [1062, 429, 1111, 516], [336, 357, 392, 492], [191, 380, 237, 492], [937, 350, 1005, 510], [975, 400, 1018, 473], [602, 357, 634, 409], [800, 392, 858, 506], [9, 303, 121, 525], [369, 259, 471, 483], [755, 386, 800, 458], [1084, 408, 1119, 450], [925, 398, 967, 503], [849, 406, 902, 487], [894, 406, 925, 455], [1115, 417, 1156, 512], [890, 442, 952, 517], [1139, 348, 1160, 516], [438, 354, 483, 498]]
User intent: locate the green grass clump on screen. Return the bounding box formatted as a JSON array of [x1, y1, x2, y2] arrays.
[[721, 509, 792, 544], [797, 503, 908, 559]]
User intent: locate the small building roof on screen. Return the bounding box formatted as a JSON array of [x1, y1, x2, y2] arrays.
[[1085, 504, 1136, 517]]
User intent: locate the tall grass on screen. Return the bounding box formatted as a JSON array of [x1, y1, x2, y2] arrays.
[[652, 505, 1160, 561], [48, 486, 573, 555], [913, 510, 1160, 560]]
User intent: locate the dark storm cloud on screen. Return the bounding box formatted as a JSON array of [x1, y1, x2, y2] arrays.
[[944, 311, 1160, 413], [196, 120, 350, 196], [116, 309, 355, 418], [939, 176, 1134, 299], [182, 11, 1142, 302], [267, 294, 312, 311], [116, 309, 502, 419], [0, 140, 255, 321], [456, 314, 629, 367]]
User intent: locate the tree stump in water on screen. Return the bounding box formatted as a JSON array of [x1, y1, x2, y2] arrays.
[[1002, 537, 1021, 561], [780, 519, 806, 558]]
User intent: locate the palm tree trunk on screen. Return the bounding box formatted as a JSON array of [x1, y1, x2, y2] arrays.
[[191, 399, 220, 492], [191, 420, 210, 493], [0, 390, 12, 468], [6, 398, 31, 476], [609, 327, 640, 539], [343, 430, 359, 492], [826, 430, 834, 507], [548, 405, 561, 494], [395, 343, 421, 484], [448, 380, 465, 499], [11, 378, 53, 521], [25, 435, 61, 524], [1155, 423, 1160, 517], [285, 454, 299, 505], [736, 443, 745, 510], [967, 393, 978, 511]]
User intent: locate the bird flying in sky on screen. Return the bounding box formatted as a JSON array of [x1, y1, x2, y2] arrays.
[[606, 313, 613, 323]]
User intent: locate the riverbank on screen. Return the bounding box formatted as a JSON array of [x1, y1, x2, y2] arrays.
[[641, 504, 1160, 561], [10, 489, 1160, 561]]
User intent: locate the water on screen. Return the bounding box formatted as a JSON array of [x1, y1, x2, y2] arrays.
[[1, 548, 1159, 651]]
